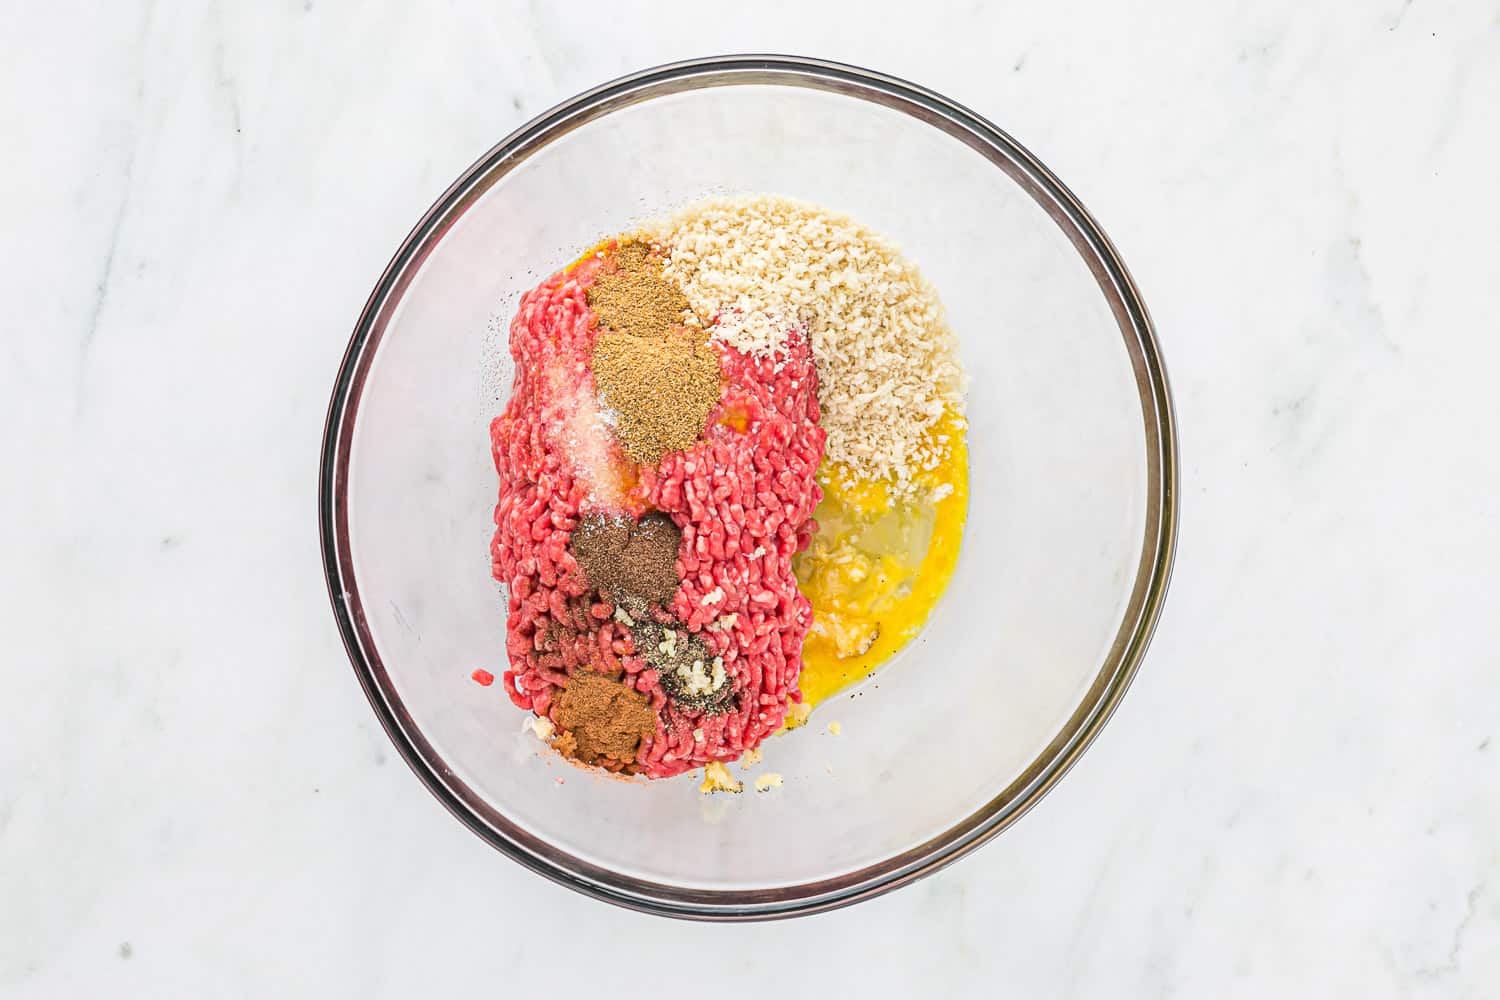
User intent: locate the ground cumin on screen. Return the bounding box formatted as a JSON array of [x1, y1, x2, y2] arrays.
[[587, 241, 693, 339], [586, 242, 722, 465], [551, 671, 656, 766]]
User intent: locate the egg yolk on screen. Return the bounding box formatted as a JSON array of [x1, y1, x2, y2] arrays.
[[793, 409, 969, 706]]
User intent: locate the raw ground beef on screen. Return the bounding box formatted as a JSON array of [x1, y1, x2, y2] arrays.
[[490, 260, 826, 778]]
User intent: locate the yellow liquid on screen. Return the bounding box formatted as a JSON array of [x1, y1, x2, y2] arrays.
[[565, 238, 616, 274], [793, 410, 969, 706]]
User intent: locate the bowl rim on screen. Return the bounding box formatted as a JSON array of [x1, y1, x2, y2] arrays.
[[319, 53, 1179, 921]]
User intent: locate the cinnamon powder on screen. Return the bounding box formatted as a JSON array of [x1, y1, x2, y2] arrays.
[[551, 671, 656, 766]]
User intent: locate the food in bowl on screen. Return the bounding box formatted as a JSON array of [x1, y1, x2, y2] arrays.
[[488, 195, 967, 780]]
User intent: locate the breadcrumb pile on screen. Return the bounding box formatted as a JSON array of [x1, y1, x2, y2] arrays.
[[645, 195, 965, 498]]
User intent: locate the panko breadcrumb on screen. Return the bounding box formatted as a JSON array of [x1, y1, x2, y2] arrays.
[[646, 195, 965, 499]]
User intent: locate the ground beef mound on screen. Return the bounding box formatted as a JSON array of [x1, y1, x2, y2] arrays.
[[490, 260, 826, 778]]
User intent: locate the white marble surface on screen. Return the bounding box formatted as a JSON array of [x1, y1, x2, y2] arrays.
[[4, 0, 1498, 995]]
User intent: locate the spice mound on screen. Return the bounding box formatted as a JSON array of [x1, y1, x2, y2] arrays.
[[569, 512, 681, 608], [587, 242, 721, 464], [551, 671, 657, 766]]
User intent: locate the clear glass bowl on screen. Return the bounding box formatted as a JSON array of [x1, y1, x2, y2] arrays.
[[319, 56, 1177, 919]]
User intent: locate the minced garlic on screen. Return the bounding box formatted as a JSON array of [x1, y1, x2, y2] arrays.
[[522, 715, 555, 741], [780, 701, 812, 732], [699, 761, 743, 794]]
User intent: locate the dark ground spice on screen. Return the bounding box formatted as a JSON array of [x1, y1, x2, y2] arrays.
[[633, 620, 734, 714], [569, 512, 681, 607]]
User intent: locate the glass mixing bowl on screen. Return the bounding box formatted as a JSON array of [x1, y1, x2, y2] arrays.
[[319, 55, 1177, 919]]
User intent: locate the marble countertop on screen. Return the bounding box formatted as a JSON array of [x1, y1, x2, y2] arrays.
[[4, 1, 1497, 995]]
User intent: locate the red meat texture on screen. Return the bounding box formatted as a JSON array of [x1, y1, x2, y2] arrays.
[[490, 261, 826, 777]]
